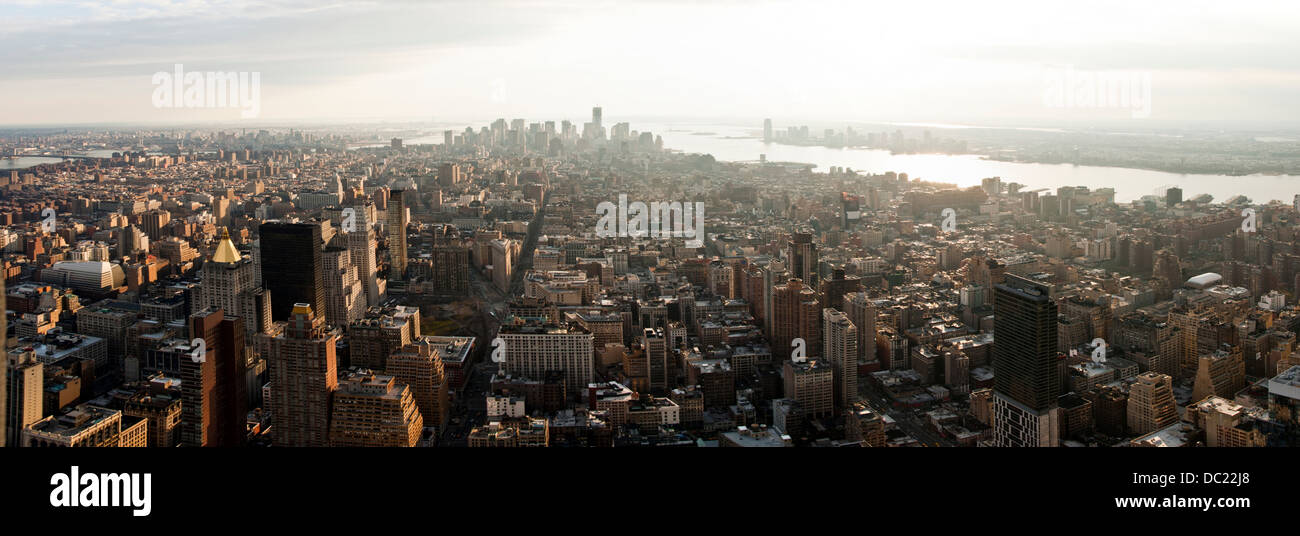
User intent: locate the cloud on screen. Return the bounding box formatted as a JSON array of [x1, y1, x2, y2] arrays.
[[2, 0, 1299, 125], [0, 1, 562, 83]]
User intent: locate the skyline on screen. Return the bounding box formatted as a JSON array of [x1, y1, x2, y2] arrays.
[[3, 1, 1295, 525], [3, 0, 1300, 126]]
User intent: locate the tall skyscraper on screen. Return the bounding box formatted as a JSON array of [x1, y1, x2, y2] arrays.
[[5, 348, 43, 447], [754, 259, 784, 338], [201, 227, 272, 335], [259, 304, 338, 447], [344, 202, 382, 306], [642, 327, 671, 394], [843, 291, 878, 367], [387, 189, 410, 279], [788, 232, 818, 289], [259, 221, 324, 322], [823, 308, 858, 411], [772, 278, 821, 361], [992, 274, 1060, 447], [321, 239, 365, 327], [763, 118, 773, 142], [591, 106, 602, 130], [181, 308, 248, 447]]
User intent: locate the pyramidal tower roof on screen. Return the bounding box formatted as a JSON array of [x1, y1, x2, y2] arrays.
[[211, 227, 243, 263]]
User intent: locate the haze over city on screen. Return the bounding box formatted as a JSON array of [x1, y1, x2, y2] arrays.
[[3, 0, 1299, 126]]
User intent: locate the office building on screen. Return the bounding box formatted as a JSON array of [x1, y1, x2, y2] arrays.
[[5, 348, 43, 447], [1190, 396, 1266, 447], [200, 227, 272, 335], [343, 202, 382, 306], [783, 359, 833, 419], [258, 304, 338, 447], [822, 308, 858, 411], [181, 308, 248, 447], [387, 189, 410, 279], [1192, 347, 1246, 403], [321, 241, 365, 327], [490, 238, 519, 293], [992, 274, 1060, 447], [386, 338, 449, 430], [642, 327, 672, 394], [348, 305, 420, 370], [772, 278, 820, 360], [1268, 366, 1300, 444], [118, 385, 182, 448], [328, 370, 422, 447], [788, 232, 818, 289], [1127, 372, 1177, 435], [843, 291, 878, 367], [259, 221, 325, 321], [496, 321, 593, 397]]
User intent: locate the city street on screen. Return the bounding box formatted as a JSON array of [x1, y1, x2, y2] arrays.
[[860, 381, 953, 447]]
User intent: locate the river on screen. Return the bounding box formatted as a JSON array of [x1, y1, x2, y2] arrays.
[[0, 156, 66, 171], [644, 123, 1300, 204]]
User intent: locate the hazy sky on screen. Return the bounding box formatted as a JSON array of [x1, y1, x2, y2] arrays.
[[2, 0, 1298, 127]]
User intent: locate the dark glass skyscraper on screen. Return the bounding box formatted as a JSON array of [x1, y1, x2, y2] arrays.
[[994, 275, 1059, 409], [260, 221, 325, 321], [992, 274, 1060, 446]]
